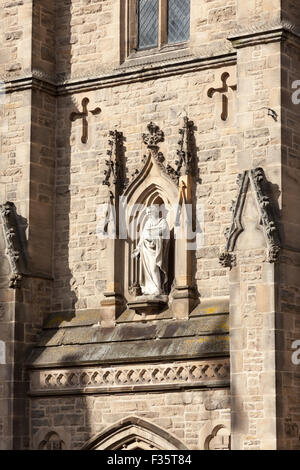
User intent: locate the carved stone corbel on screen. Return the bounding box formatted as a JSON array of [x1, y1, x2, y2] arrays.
[[0, 202, 27, 289]]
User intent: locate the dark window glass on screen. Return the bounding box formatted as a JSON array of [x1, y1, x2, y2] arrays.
[[138, 0, 159, 49], [168, 0, 190, 44]]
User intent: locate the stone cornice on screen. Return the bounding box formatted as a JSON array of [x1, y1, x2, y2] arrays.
[[2, 53, 237, 97], [229, 25, 300, 49], [4, 75, 56, 96]]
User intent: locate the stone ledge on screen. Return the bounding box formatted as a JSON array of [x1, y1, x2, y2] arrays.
[[43, 297, 229, 328], [229, 26, 300, 49], [38, 319, 229, 346], [58, 53, 236, 95], [26, 304, 230, 368], [3, 53, 237, 96], [121, 43, 192, 69], [26, 334, 230, 369], [29, 358, 230, 396], [4, 75, 56, 96]]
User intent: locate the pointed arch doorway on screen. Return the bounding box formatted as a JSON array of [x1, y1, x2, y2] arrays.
[[81, 416, 188, 450]]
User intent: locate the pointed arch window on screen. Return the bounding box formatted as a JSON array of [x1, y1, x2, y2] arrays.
[[134, 0, 190, 51]]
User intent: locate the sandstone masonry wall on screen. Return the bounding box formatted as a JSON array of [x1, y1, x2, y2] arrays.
[[30, 388, 231, 450], [1, 0, 300, 451], [0, 0, 32, 78], [55, 0, 238, 79], [276, 36, 300, 449], [53, 65, 238, 313]]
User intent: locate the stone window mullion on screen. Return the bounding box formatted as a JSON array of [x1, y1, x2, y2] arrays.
[[159, 0, 168, 48], [127, 0, 138, 54]]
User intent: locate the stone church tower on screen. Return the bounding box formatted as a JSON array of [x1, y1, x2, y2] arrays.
[[0, 0, 300, 451]]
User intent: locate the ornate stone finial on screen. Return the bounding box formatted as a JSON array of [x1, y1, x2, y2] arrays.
[[124, 122, 180, 190], [267, 245, 281, 263], [103, 130, 124, 192], [142, 122, 164, 151], [219, 251, 236, 269]]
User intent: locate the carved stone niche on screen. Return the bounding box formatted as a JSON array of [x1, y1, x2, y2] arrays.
[[100, 121, 198, 321], [123, 124, 178, 316], [120, 121, 199, 318]]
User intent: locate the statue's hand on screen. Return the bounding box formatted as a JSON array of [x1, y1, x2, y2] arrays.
[[132, 249, 140, 259]]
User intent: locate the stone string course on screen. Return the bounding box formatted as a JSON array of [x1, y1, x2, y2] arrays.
[[30, 358, 230, 395]]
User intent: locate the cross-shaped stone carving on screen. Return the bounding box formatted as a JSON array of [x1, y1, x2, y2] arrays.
[[208, 72, 237, 121], [70, 97, 101, 144]]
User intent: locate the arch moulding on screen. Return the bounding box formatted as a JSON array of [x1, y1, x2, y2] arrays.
[[81, 416, 188, 451]]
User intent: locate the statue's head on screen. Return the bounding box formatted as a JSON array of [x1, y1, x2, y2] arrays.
[[146, 205, 160, 221]]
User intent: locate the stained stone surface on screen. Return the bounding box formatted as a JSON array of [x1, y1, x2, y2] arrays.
[[27, 313, 229, 367]]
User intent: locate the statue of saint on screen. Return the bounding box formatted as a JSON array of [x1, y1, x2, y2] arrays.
[[132, 206, 169, 297]]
